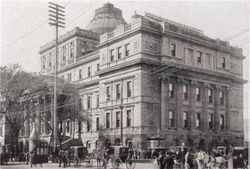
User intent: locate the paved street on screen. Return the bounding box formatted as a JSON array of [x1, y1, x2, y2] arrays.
[[0, 162, 158, 169]]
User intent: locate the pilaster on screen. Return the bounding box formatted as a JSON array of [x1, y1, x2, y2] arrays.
[[202, 83, 209, 131], [190, 80, 197, 130], [161, 77, 166, 129], [226, 87, 231, 132], [214, 85, 220, 132]]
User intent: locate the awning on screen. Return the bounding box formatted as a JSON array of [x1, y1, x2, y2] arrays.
[[147, 136, 165, 141], [57, 138, 83, 149]]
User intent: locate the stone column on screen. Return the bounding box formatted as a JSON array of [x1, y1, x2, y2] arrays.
[[214, 85, 220, 132], [226, 87, 231, 132], [165, 78, 169, 129], [161, 78, 166, 129], [202, 83, 209, 131], [176, 78, 182, 130], [190, 80, 197, 130]]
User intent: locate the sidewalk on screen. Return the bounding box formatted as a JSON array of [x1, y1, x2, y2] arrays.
[[0, 161, 159, 169]]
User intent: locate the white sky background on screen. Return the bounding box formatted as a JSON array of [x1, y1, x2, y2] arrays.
[[0, 0, 249, 135]]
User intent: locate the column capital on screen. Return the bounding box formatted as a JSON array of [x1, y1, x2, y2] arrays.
[[203, 82, 210, 88], [226, 86, 231, 92], [190, 80, 197, 86], [215, 85, 221, 90]]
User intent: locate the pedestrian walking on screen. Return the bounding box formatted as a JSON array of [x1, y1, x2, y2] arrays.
[[196, 148, 206, 169], [227, 144, 234, 169], [157, 151, 165, 169], [185, 148, 193, 169], [163, 151, 174, 169]]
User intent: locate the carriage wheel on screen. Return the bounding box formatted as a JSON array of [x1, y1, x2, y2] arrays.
[[112, 157, 122, 169], [125, 158, 136, 169], [73, 157, 80, 168], [97, 158, 107, 169], [85, 156, 93, 167]]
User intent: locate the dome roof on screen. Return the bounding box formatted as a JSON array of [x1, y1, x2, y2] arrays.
[[87, 3, 126, 34]]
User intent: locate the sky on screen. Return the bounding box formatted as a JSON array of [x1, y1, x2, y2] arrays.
[[0, 0, 249, 134]]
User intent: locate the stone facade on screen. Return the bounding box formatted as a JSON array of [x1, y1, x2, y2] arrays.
[[35, 4, 245, 152]]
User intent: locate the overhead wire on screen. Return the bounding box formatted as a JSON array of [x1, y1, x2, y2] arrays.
[[1, 0, 73, 49]]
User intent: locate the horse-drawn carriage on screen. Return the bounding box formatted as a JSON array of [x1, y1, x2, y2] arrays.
[[93, 146, 136, 169], [62, 146, 93, 167]]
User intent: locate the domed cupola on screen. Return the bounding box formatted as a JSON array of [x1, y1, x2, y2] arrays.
[[87, 3, 126, 34]]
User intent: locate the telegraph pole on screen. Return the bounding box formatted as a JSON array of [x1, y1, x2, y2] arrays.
[[48, 2, 65, 156]]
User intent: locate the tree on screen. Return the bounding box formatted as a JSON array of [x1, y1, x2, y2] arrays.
[[0, 64, 45, 156]]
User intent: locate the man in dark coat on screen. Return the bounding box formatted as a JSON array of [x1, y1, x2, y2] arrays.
[[163, 151, 174, 169], [157, 151, 165, 169]]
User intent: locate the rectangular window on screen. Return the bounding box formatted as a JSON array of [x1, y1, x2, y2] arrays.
[[68, 73, 72, 82], [169, 111, 174, 127], [117, 46, 122, 59], [41, 123, 45, 134], [127, 110, 132, 127], [87, 96, 91, 109], [116, 111, 120, 128], [96, 117, 99, 131], [116, 84, 121, 99], [70, 42, 74, 58], [110, 49, 115, 61], [220, 90, 224, 105], [183, 85, 188, 100], [97, 63, 100, 71], [79, 69, 82, 80], [79, 98, 82, 110], [222, 57, 226, 68], [63, 46, 66, 61], [125, 43, 130, 56], [220, 115, 225, 130], [208, 89, 213, 103], [196, 87, 201, 101], [209, 114, 214, 129], [106, 86, 111, 101], [196, 112, 201, 128], [169, 83, 174, 98], [96, 95, 99, 108], [170, 44, 176, 57], [42, 56, 46, 69], [183, 112, 188, 128], [188, 48, 194, 58], [106, 113, 110, 128], [49, 57, 52, 68], [75, 120, 79, 132], [87, 121, 91, 132], [127, 81, 132, 97], [197, 51, 202, 63], [88, 66, 91, 77], [66, 120, 70, 133]]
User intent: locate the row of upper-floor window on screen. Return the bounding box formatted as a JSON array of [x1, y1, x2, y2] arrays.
[[106, 81, 132, 101], [79, 94, 99, 110], [60, 63, 100, 82], [79, 110, 133, 132], [60, 109, 132, 133], [168, 110, 225, 130], [42, 41, 75, 70], [168, 83, 225, 105], [108, 41, 139, 62], [170, 44, 226, 69], [105, 110, 132, 129]]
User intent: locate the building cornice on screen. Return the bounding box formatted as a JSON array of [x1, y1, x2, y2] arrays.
[[39, 27, 99, 54]]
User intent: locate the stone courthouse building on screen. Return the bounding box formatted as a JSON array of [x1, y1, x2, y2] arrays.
[[37, 3, 245, 151]]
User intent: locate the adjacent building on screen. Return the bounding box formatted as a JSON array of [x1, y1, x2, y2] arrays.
[[23, 3, 246, 152]]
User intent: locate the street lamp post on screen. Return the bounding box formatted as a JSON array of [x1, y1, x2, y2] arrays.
[[48, 2, 65, 156]]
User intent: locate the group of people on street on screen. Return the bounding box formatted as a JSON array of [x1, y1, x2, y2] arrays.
[[156, 144, 243, 169]]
